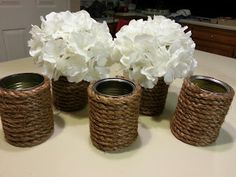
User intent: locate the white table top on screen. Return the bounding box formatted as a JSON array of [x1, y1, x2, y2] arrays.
[[0, 50, 236, 177]]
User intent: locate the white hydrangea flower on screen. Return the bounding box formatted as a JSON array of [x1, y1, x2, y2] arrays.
[[28, 10, 113, 82], [113, 15, 197, 88]]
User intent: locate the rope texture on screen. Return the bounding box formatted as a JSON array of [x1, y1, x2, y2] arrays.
[[171, 78, 234, 146], [0, 75, 54, 147], [88, 79, 141, 152], [140, 77, 169, 115], [52, 76, 89, 112]]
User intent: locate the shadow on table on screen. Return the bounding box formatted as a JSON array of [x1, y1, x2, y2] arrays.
[[203, 122, 235, 152], [50, 106, 89, 139], [50, 113, 65, 139], [53, 106, 89, 127], [0, 130, 30, 152], [146, 91, 178, 129]]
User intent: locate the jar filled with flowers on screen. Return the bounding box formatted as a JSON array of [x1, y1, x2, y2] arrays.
[[112, 15, 197, 115], [28, 10, 113, 111]]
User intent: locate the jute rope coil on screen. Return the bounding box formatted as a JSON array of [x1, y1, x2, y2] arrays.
[[0, 75, 54, 147], [140, 77, 169, 116], [88, 78, 141, 152], [52, 76, 89, 112], [171, 77, 234, 146]]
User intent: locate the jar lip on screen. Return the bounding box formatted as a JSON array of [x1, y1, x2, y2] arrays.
[[93, 78, 136, 97], [189, 75, 232, 94], [0, 73, 45, 91]]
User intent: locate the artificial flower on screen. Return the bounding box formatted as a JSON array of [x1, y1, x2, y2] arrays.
[[113, 15, 197, 88], [28, 10, 113, 82]]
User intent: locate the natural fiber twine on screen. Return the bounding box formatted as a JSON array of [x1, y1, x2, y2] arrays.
[[88, 79, 141, 152], [0, 75, 54, 147], [140, 77, 169, 116], [52, 76, 89, 112], [171, 77, 234, 146]]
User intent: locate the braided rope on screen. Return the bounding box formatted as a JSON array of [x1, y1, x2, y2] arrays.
[[0, 75, 54, 147], [88, 79, 141, 152], [52, 76, 89, 112], [171, 77, 234, 146], [140, 77, 169, 116]]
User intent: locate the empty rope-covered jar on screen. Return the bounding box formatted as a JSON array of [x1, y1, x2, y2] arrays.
[[0, 73, 54, 147], [88, 78, 141, 152], [171, 75, 234, 146]]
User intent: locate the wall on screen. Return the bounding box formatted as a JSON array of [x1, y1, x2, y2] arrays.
[[70, 0, 80, 12], [80, 0, 94, 8]]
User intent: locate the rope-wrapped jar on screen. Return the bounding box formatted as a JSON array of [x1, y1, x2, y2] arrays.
[[171, 75, 234, 146], [140, 77, 169, 116], [0, 73, 54, 147], [88, 78, 141, 152], [52, 76, 89, 112]]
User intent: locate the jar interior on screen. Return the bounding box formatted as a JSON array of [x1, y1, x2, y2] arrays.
[[94, 78, 135, 97], [0, 73, 44, 90], [190, 76, 230, 93]]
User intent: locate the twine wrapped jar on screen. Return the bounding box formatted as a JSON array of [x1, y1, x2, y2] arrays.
[[140, 77, 169, 116], [52, 76, 89, 112], [0, 73, 54, 147], [88, 78, 141, 152], [171, 75, 234, 146]]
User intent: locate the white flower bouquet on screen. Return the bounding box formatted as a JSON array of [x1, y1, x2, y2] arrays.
[[28, 10, 114, 112], [28, 10, 113, 83], [112, 15, 197, 89]]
